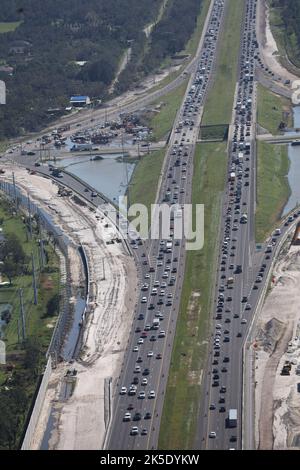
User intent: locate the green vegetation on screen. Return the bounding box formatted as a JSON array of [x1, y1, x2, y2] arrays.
[[270, 0, 300, 69], [184, 0, 210, 57], [257, 83, 293, 135], [142, 0, 204, 74], [0, 0, 162, 139], [129, 148, 165, 213], [202, 0, 244, 125], [147, 81, 188, 141], [200, 124, 229, 141], [0, 197, 60, 448], [256, 141, 290, 242], [0, 22, 21, 33], [159, 142, 227, 449]]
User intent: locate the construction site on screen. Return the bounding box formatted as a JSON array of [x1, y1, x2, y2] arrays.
[[1, 167, 138, 449], [255, 229, 300, 450]]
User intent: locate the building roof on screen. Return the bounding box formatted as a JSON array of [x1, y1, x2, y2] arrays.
[[70, 95, 89, 102]]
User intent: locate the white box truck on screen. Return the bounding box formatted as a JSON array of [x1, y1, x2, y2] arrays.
[[228, 409, 237, 428]]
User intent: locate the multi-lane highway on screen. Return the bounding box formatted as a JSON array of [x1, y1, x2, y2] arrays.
[[196, 0, 259, 450], [106, 0, 226, 450]]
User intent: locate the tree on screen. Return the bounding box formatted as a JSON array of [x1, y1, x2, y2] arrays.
[[46, 293, 60, 317], [1, 258, 18, 285]]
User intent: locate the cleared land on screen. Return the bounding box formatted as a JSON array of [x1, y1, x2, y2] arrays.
[[129, 148, 165, 212], [0, 22, 21, 33], [201, 0, 244, 126], [255, 141, 290, 243], [257, 83, 293, 135], [159, 142, 227, 449]]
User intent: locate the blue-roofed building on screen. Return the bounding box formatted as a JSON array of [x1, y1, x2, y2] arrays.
[[70, 95, 91, 107]]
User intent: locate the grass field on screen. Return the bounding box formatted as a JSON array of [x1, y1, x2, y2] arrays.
[[129, 148, 166, 214], [202, 0, 244, 126], [148, 81, 188, 141], [257, 83, 293, 135], [255, 141, 290, 243], [159, 142, 227, 449], [0, 22, 21, 33]]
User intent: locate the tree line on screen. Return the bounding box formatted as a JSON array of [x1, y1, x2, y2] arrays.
[[271, 0, 300, 67]]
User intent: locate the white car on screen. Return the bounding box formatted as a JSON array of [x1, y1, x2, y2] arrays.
[[209, 431, 217, 438], [147, 351, 154, 357], [138, 338, 144, 344], [241, 318, 247, 324], [133, 346, 139, 352], [141, 297, 147, 303], [120, 387, 127, 395], [148, 390, 156, 399], [158, 261, 163, 267], [138, 391, 146, 399], [134, 366, 141, 373], [142, 378, 148, 386], [123, 413, 131, 421], [130, 427, 139, 436]]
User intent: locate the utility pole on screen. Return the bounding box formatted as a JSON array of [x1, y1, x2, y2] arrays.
[[12, 172, 17, 209], [32, 253, 38, 305], [27, 194, 32, 239], [19, 288, 26, 342]]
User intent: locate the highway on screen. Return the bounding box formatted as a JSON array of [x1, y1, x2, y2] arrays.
[[106, 0, 226, 450], [196, 0, 260, 450], [3, 0, 299, 452]]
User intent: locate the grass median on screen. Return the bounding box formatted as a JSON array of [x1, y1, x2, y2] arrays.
[[159, 142, 227, 449], [257, 83, 293, 135], [129, 148, 166, 212], [201, 0, 244, 126], [255, 141, 290, 243], [148, 81, 188, 141]]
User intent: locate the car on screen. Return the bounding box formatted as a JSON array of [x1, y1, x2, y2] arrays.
[[150, 335, 156, 341], [143, 368, 150, 376], [135, 327, 142, 333], [138, 338, 144, 345], [132, 376, 139, 385], [136, 356, 143, 363], [219, 407, 226, 413], [123, 413, 131, 422], [138, 391, 146, 399], [141, 428, 148, 436], [142, 378, 148, 386], [220, 386, 226, 393], [223, 357, 230, 363], [209, 404, 216, 410], [209, 431, 217, 438], [156, 353, 162, 359], [127, 403, 134, 410], [130, 427, 139, 435], [148, 390, 156, 399], [120, 387, 127, 395], [230, 436, 237, 442], [133, 413, 141, 421], [141, 297, 147, 303], [241, 318, 247, 324], [141, 332, 147, 338], [147, 351, 154, 357], [134, 365, 141, 373], [237, 332, 242, 337], [221, 367, 227, 373], [144, 412, 152, 420]]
